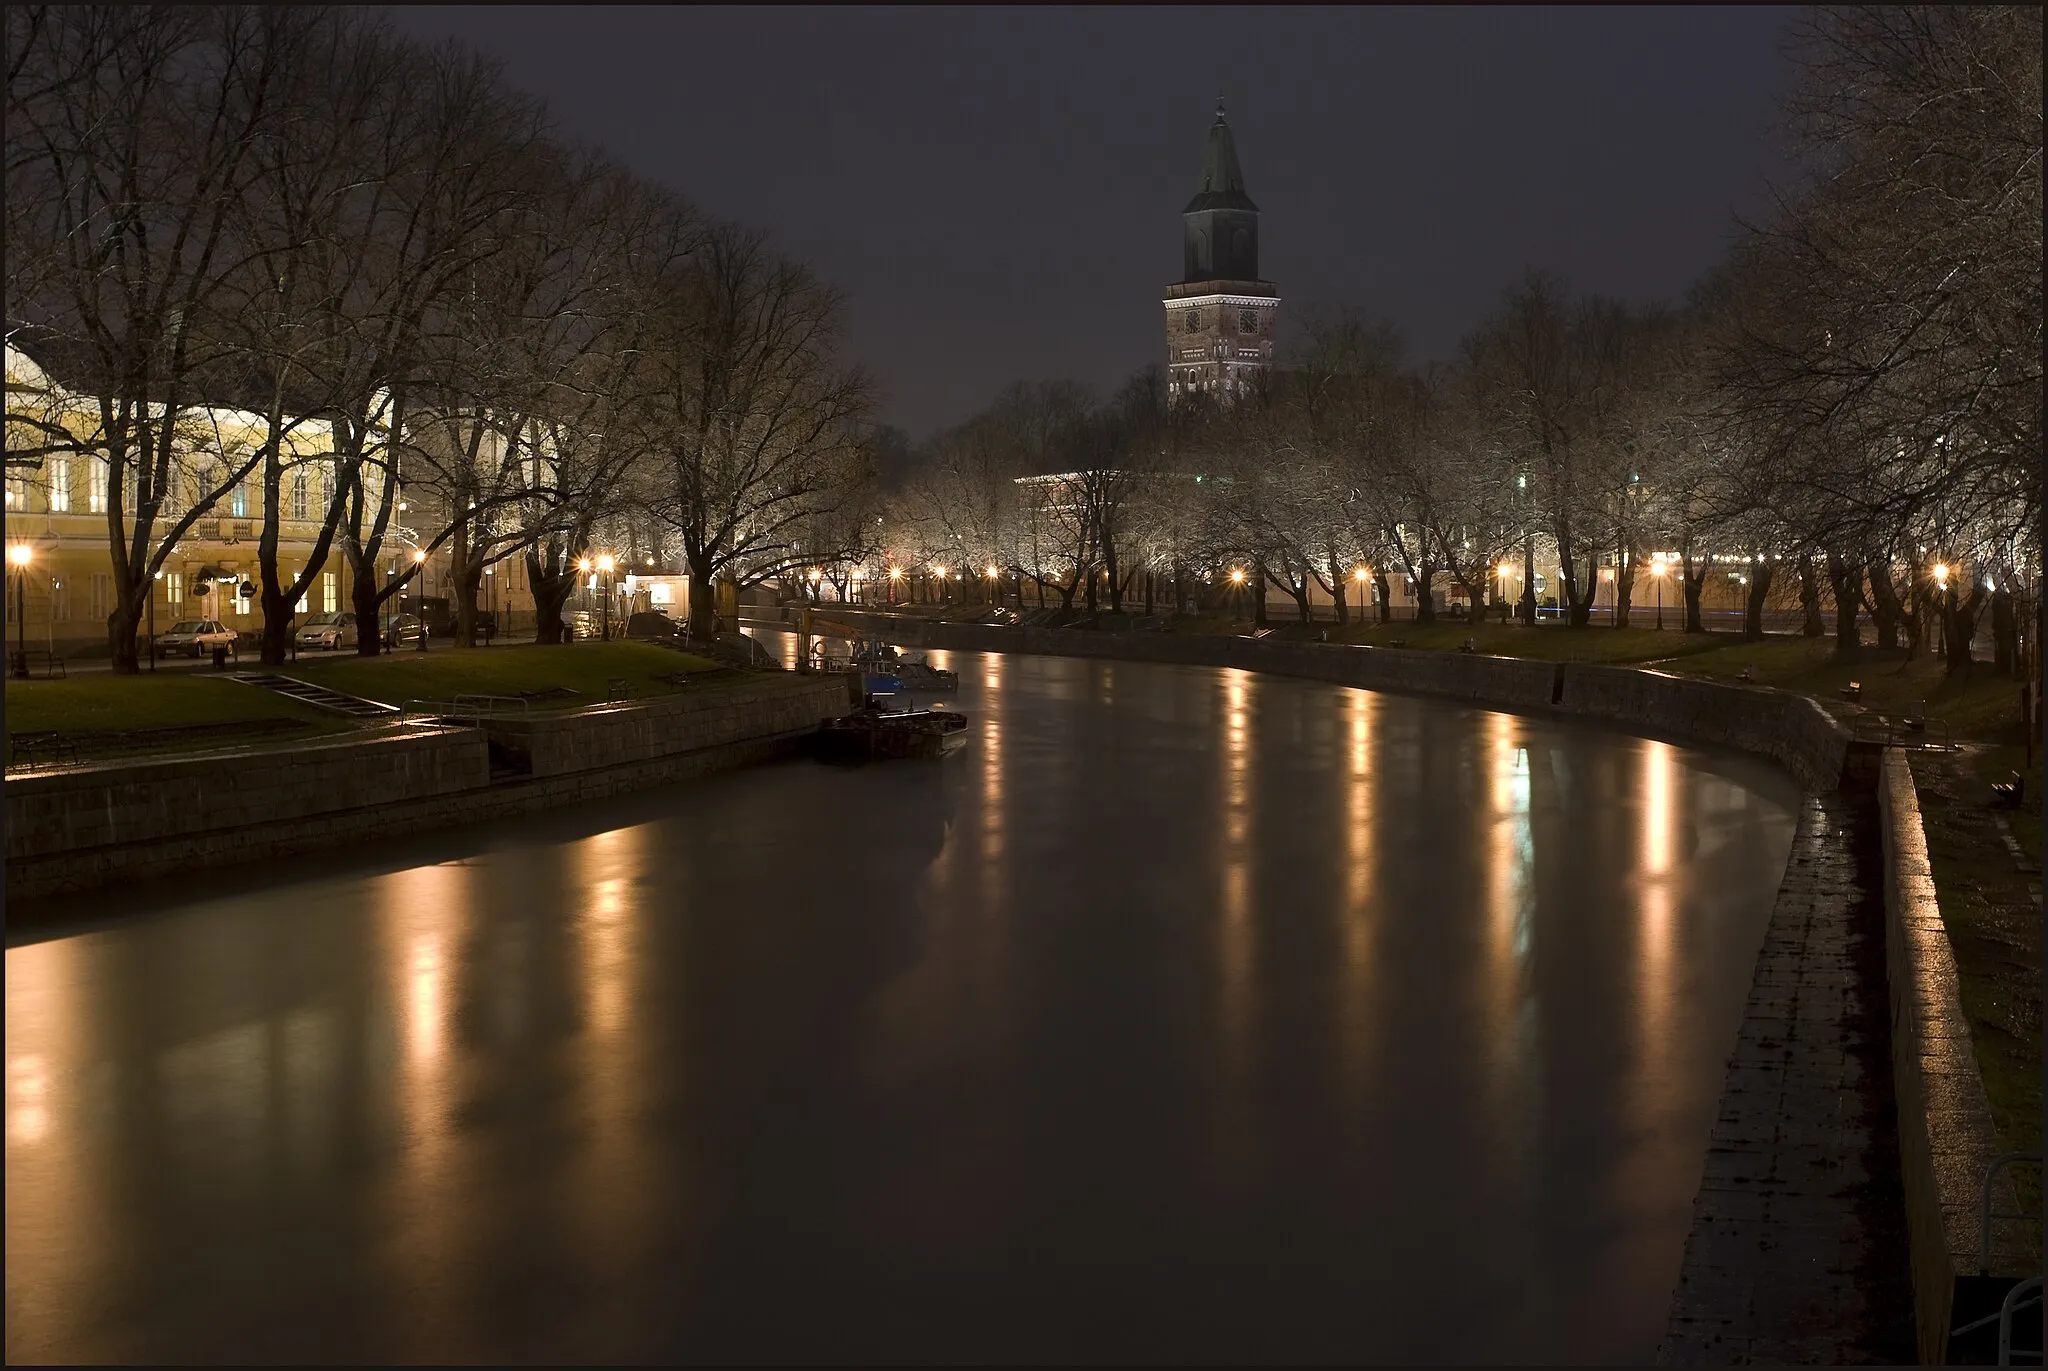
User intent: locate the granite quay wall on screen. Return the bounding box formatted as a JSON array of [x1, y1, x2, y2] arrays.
[[1877, 747, 2033, 1363], [816, 609, 1853, 790], [5, 674, 850, 904]]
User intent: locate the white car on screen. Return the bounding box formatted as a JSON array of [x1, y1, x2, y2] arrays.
[[156, 619, 238, 658], [295, 611, 359, 650]]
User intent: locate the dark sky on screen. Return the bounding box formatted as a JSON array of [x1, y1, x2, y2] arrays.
[[392, 5, 1802, 438]]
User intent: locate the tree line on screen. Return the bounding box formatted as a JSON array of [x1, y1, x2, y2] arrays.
[[879, 6, 2039, 678], [5, 5, 878, 669]]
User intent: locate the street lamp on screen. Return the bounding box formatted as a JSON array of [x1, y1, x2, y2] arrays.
[[1651, 557, 1667, 630], [412, 549, 428, 651], [8, 544, 31, 679], [1932, 562, 1950, 654], [597, 554, 615, 640]]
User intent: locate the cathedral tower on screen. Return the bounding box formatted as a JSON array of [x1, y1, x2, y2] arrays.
[[1164, 98, 1278, 403]]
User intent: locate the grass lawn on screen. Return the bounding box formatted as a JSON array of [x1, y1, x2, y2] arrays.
[[277, 639, 729, 707], [4, 672, 351, 755]]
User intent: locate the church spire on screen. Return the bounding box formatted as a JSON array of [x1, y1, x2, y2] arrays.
[[1186, 96, 1256, 214]]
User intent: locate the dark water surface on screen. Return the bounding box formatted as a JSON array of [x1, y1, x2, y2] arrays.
[[5, 649, 1801, 1363]]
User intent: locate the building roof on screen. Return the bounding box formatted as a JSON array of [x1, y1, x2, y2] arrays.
[[1182, 98, 1259, 215]]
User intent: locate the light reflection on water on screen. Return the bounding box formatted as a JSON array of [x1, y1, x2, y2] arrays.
[[4, 645, 1800, 1364]]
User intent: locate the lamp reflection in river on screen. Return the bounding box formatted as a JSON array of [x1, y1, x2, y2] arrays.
[[377, 860, 476, 1348], [1213, 670, 1257, 1179], [1636, 741, 1678, 1119], [1338, 688, 1379, 1100], [1483, 710, 1535, 1153]]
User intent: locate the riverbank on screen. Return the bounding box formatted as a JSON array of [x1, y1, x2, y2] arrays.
[[4, 671, 851, 912]]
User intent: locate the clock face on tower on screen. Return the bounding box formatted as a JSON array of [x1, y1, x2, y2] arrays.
[[1184, 310, 1203, 333], [1239, 308, 1259, 333]]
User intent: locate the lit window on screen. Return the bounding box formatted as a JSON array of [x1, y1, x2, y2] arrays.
[[290, 471, 308, 520], [49, 458, 70, 512], [166, 572, 184, 605], [231, 481, 246, 518], [87, 458, 108, 513], [322, 572, 336, 613]]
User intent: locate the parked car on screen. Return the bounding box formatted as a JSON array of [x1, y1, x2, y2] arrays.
[[294, 611, 359, 651], [623, 610, 689, 646], [156, 618, 237, 658], [380, 613, 427, 649]]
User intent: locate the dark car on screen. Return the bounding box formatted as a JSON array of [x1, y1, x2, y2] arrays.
[[380, 613, 427, 649], [624, 611, 689, 646]]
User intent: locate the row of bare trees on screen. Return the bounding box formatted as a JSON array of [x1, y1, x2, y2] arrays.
[[5, 5, 879, 669], [878, 6, 2038, 677]]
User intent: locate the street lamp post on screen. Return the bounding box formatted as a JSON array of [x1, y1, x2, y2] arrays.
[[8, 545, 30, 679], [412, 549, 428, 652], [149, 570, 159, 672], [1652, 558, 1667, 630], [1352, 565, 1369, 627], [597, 554, 615, 640], [1932, 562, 1950, 655]]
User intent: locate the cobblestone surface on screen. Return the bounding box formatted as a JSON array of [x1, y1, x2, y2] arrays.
[[1659, 793, 1917, 1365]]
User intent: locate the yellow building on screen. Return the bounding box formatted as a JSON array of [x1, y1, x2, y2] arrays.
[[2, 344, 563, 654]]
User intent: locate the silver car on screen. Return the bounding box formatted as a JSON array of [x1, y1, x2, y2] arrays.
[[156, 618, 237, 658], [295, 611, 359, 650]]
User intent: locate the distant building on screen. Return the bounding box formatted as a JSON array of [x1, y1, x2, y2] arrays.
[[1163, 99, 1278, 404]]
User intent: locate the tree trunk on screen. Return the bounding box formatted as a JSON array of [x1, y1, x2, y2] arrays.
[[527, 549, 575, 645], [350, 565, 385, 657], [1864, 560, 1902, 650], [1797, 554, 1825, 637], [1413, 566, 1436, 624], [107, 591, 144, 675], [1825, 552, 1861, 660], [1291, 579, 1312, 623], [1941, 586, 1986, 676], [1680, 552, 1706, 633], [1743, 561, 1775, 640], [1613, 562, 1635, 629], [1144, 570, 1154, 616], [687, 551, 718, 638], [1332, 575, 1349, 626], [1518, 532, 1537, 627], [1373, 571, 1391, 624], [1991, 585, 2016, 675]]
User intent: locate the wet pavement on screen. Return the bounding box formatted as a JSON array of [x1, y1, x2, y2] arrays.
[[6, 649, 1803, 1363]]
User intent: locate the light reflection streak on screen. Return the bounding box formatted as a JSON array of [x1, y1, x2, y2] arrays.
[[1636, 742, 1678, 1123], [1339, 689, 1377, 1099], [378, 860, 474, 1350], [574, 826, 649, 1288], [1216, 670, 1256, 1174], [1483, 712, 1534, 1152]]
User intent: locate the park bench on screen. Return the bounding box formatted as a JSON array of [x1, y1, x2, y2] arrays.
[[10, 648, 66, 678], [606, 678, 631, 702], [1990, 772, 2025, 808], [9, 730, 79, 768]]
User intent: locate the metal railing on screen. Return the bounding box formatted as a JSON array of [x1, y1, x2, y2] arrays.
[[402, 694, 531, 720], [1982, 1151, 2043, 1275]]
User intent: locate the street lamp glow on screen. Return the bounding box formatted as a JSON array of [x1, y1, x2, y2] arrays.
[[7, 544, 31, 567], [808, 567, 822, 581], [1651, 560, 1667, 576], [1352, 565, 1369, 582], [1229, 568, 1246, 584], [1495, 562, 1511, 579], [412, 549, 427, 565], [1932, 562, 1949, 584], [985, 565, 999, 578], [596, 554, 615, 574], [888, 566, 903, 580], [578, 557, 592, 573], [932, 565, 947, 578]]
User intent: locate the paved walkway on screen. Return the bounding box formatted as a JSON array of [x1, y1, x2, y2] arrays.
[[1659, 793, 1917, 1365]]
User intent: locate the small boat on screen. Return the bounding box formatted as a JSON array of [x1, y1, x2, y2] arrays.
[[815, 701, 970, 763]]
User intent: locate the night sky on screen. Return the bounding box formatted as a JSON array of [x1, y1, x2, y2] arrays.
[[392, 6, 1802, 437]]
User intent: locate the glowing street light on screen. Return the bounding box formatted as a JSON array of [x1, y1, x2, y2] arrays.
[[1651, 557, 1668, 631], [8, 544, 31, 679], [1229, 567, 1246, 584], [596, 554, 616, 639]]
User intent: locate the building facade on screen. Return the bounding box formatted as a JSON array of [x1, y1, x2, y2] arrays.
[[1164, 100, 1279, 404]]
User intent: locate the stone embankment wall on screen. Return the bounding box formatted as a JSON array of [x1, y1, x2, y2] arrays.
[[1877, 748, 2032, 1363], [818, 610, 1851, 792], [5, 674, 850, 903]]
